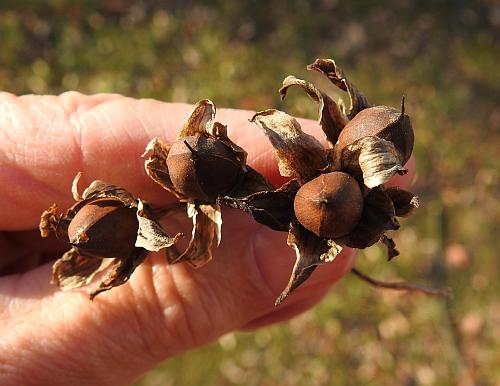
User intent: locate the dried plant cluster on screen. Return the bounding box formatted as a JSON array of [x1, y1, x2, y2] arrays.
[[40, 58, 427, 305]]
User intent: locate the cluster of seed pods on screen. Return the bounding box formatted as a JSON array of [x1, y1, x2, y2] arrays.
[[40, 58, 419, 305]]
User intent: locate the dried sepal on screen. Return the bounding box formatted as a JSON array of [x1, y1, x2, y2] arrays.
[[89, 248, 149, 300], [341, 136, 407, 188], [220, 179, 300, 232], [211, 121, 248, 169], [40, 204, 69, 239], [72, 172, 83, 200], [80, 179, 137, 207], [307, 58, 371, 118], [385, 187, 419, 217], [170, 203, 222, 268], [135, 200, 183, 251], [250, 109, 327, 183], [51, 248, 111, 291], [224, 166, 275, 199], [276, 220, 342, 305], [143, 137, 185, 200], [279, 75, 348, 146], [380, 234, 400, 261], [339, 187, 399, 249], [176, 99, 215, 139]]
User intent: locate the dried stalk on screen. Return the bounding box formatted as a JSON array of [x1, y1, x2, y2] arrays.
[[351, 267, 452, 297]]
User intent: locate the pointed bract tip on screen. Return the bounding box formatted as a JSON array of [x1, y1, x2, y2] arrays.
[[274, 292, 288, 306]]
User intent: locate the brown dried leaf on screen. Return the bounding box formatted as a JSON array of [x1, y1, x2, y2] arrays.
[[71, 172, 83, 200], [279, 75, 348, 146], [171, 204, 222, 268], [250, 109, 327, 183], [224, 166, 275, 199], [52, 248, 109, 291], [39, 203, 69, 240], [135, 200, 183, 251], [212, 121, 248, 169], [143, 137, 185, 200], [339, 187, 400, 249], [342, 136, 407, 188], [80, 180, 137, 207], [276, 220, 342, 305], [385, 187, 419, 217], [90, 248, 149, 299], [177, 99, 215, 139], [307, 58, 371, 119], [380, 234, 400, 261], [220, 179, 299, 232]]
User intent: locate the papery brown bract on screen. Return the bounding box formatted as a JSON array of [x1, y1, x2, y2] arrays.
[[220, 178, 299, 232], [250, 109, 328, 184], [340, 135, 408, 189], [337, 187, 400, 250], [276, 220, 342, 305], [168, 203, 222, 267], [385, 187, 420, 217], [306, 58, 371, 119], [279, 75, 348, 145]]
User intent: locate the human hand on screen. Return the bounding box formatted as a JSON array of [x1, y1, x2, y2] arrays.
[[0, 92, 413, 385]]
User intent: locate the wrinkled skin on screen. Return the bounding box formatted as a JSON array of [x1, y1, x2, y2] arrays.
[[0, 92, 413, 386]]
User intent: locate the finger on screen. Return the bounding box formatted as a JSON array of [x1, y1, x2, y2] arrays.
[[243, 247, 356, 329], [1, 92, 324, 230], [0, 91, 414, 231]]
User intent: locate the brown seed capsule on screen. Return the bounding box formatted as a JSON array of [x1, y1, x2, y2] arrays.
[[166, 133, 241, 202], [338, 105, 414, 164], [294, 172, 363, 239], [68, 198, 139, 258]]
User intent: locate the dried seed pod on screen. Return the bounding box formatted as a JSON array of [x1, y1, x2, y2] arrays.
[[144, 100, 254, 268], [67, 198, 139, 258], [294, 172, 363, 239], [166, 133, 241, 202], [40, 173, 181, 298], [338, 102, 414, 164], [243, 58, 422, 304]]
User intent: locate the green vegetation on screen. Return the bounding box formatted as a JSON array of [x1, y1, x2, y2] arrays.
[[1, 1, 497, 384]]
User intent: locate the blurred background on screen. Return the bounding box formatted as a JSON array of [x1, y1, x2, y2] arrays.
[[0, 1, 498, 385]]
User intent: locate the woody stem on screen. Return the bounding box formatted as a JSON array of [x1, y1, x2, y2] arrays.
[[351, 267, 451, 297]]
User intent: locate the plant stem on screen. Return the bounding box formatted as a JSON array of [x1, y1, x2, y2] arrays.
[[351, 267, 452, 297]]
